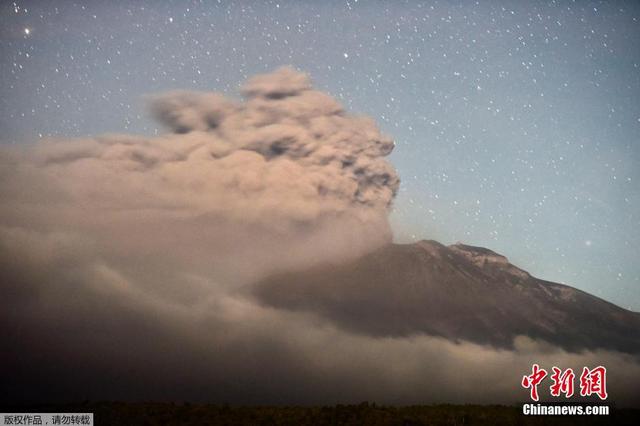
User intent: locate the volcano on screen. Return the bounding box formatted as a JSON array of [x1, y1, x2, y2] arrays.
[[253, 240, 640, 354]]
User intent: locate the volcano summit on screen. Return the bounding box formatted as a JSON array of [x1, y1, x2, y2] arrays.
[[254, 240, 640, 355]]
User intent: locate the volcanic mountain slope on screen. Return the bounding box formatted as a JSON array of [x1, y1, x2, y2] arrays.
[[253, 240, 640, 354]]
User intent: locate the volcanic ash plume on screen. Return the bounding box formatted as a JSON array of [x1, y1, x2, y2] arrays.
[[0, 67, 399, 280], [148, 66, 399, 210]]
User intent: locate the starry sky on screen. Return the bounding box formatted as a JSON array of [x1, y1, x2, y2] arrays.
[[1, 0, 639, 311]]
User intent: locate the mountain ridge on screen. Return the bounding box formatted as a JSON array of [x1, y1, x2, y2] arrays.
[[252, 240, 640, 355]]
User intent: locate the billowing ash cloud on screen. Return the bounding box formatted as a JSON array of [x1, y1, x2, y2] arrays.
[[0, 67, 399, 282], [0, 68, 638, 407], [148, 66, 398, 210]]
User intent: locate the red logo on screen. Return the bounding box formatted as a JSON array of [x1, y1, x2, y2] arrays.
[[579, 366, 608, 400], [550, 367, 575, 398], [521, 365, 607, 401], [522, 364, 548, 401]]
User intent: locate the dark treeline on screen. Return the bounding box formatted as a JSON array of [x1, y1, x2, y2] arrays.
[[1, 402, 638, 425]]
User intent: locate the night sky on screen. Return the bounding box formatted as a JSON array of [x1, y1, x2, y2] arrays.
[[2, 0, 639, 311]]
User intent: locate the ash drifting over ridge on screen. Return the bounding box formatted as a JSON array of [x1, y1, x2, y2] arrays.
[[254, 240, 640, 355]]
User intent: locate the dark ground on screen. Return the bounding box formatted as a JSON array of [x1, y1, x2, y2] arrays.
[[1, 402, 638, 425]]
